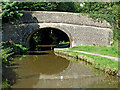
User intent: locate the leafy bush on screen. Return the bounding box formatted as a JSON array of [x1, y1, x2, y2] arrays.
[[2, 41, 28, 54], [1, 2, 23, 24], [0, 44, 13, 67], [12, 44, 28, 54], [80, 2, 120, 42], [17, 2, 58, 11], [2, 79, 10, 88], [0, 41, 28, 67]]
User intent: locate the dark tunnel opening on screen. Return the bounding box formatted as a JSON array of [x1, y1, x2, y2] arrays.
[[28, 28, 70, 51]]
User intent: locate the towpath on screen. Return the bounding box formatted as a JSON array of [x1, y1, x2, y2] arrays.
[[54, 48, 120, 61]]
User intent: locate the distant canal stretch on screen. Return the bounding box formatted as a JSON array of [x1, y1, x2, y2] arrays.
[[4, 51, 118, 88]]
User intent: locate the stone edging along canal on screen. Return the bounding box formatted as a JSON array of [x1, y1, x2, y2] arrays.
[[54, 49, 120, 77]]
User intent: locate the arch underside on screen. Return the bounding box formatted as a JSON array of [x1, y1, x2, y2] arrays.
[[26, 26, 72, 48], [25, 23, 72, 48]]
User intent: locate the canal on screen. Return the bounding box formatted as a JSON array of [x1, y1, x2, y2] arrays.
[[3, 50, 118, 88]]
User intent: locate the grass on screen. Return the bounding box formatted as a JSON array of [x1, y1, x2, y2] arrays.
[[55, 49, 119, 75], [69, 45, 118, 57]]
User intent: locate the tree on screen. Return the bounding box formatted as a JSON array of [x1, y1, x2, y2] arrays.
[[1, 2, 22, 24], [56, 2, 76, 12], [17, 2, 58, 11], [79, 2, 120, 41]]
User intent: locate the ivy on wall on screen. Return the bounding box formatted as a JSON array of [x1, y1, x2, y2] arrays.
[[1, 2, 22, 24]]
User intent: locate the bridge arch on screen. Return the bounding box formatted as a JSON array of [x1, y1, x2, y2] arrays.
[[25, 26, 72, 49]]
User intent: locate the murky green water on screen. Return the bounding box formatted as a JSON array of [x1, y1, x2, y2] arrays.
[[4, 51, 118, 88], [18, 51, 70, 75]]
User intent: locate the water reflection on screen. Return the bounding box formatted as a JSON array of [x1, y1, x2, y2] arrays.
[[23, 51, 70, 74], [4, 51, 118, 88]]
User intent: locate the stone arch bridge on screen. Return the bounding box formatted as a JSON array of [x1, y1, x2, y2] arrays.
[[3, 11, 113, 47]]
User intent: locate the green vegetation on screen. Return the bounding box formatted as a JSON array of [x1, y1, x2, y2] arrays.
[[56, 49, 118, 75], [69, 45, 118, 57], [2, 79, 10, 88], [17, 2, 76, 12], [12, 44, 28, 54], [57, 41, 70, 47], [80, 2, 120, 41], [2, 41, 28, 55], [1, 46, 13, 67], [1, 41, 28, 88], [81, 2, 119, 25], [1, 2, 23, 25], [1, 2, 76, 25], [1, 43, 13, 88], [1, 41, 28, 67]]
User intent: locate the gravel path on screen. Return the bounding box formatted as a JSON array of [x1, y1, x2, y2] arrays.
[[54, 48, 120, 61]]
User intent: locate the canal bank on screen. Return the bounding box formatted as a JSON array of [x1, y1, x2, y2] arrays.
[[54, 48, 119, 76]]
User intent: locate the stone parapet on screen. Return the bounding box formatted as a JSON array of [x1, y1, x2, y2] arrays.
[[18, 11, 111, 28]]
